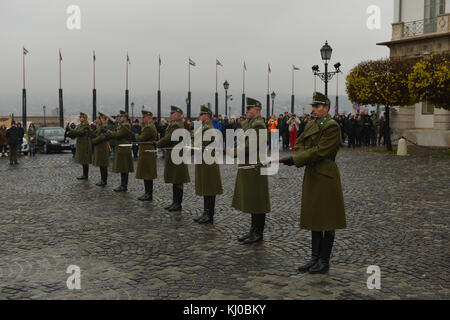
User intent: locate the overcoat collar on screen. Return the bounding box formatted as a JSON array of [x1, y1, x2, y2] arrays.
[[301, 114, 332, 140]]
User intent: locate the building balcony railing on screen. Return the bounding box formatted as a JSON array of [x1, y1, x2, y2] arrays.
[[403, 18, 437, 37]]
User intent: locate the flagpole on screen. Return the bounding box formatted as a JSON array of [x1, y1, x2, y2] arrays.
[[266, 64, 270, 120], [93, 51, 97, 121], [291, 66, 295, 114], [126, 53, 129, 91], [158, 55, 161, 91], [157, 55, 161, 122], [22, 47, 27, 128], [242, 62, 246, 116], [59, 51, 62, 89], [23, 48, 26, 89], [188, 57, 191, 120], [58, 49, 64, 127], [215, 61, 218, 117], [125, 53, 129, 114], [93, 51, 96, 90]]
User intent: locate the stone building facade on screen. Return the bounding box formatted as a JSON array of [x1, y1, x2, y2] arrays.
[[377, 0, 450, 147]]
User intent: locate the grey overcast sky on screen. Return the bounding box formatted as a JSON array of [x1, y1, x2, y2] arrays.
[[0, 0, 393, 116]]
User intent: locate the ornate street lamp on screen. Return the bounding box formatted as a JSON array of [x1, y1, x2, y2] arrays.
[[312, 41, 341, 114], [223, 80, 230, 117], [270, 91, 276, 115]]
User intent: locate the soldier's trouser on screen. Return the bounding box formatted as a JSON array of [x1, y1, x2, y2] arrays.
[[204, 196, 216, 216], [121, 173, 128, 187], [173, 184, 183, 204], [8, 145, 18, 163], [83, 164, 89, 177], [252, 213, 266, 234], [144, 180, 153, 195], [100, 166, 108, 182], [318, 230, 335, 261]]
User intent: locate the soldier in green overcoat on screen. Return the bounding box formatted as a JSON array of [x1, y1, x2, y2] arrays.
[[134, 109, 158, 201], [91, 112, 111, 186], [192, 105, 223, 224], [156, 106, 190, 212], [104, 110, 134, 192], [281, 92, 346, 274], [67, 112, 93, 180], [233, 97, 270, 244]]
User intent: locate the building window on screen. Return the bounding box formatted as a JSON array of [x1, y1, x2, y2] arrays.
[[422, 100, 434, 114]]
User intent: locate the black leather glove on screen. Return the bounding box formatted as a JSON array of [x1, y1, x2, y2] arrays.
[[281, 156, 294, 166], [152, 141, 158, 148], [101, 128, 107, 134]]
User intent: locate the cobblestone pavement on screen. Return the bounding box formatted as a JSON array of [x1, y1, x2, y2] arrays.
[[0, 148, 448, 300]]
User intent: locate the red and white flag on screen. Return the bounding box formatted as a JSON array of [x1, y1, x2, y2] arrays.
[[23, 47, 29, 55], [216, 59, 223, 67], [189, 58, 196, 66], [59, 49, 62, 62], [127, 53, 131, 64]]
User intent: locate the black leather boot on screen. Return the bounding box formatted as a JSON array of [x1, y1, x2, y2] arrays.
[[298, 231, 322, 272], [309, 231, 335, 274], [114, 173, 128, 192], [96, 167, 107, 186], [198, 196, 215, 224], [238, 214, 256, 242], [194, 196, 209, 222], [165, 185, 177, 210], [242, 214, 265, 244], [138, 180, 153, 201], [168, 185, 183, 211], [77, 165, 89, 180]]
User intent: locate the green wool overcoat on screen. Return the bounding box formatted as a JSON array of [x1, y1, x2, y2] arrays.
[[194, 121, 223, 196], [232, 116, 270, 214], [91, 123, 110, 168], [293, 114, 346, 231], [106, 122, 134, 174], [68, 123, 93, 165], [135, 122, 157, 180], [157, 119, 190, 185]]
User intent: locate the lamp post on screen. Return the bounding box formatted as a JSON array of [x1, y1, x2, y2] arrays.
[[43, 105, 46, 127], [312, 41, 341, 113], [270, 91, 276, 115], [131, 102, 135, 122], [223, 80, 229, 117]]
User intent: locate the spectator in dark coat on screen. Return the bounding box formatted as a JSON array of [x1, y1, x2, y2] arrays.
[[6, 121, 20, 165]]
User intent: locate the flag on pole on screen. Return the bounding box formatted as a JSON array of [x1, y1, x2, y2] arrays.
[[293, 65, 299, 70], [93, 50, 96, 61], [268, 64, 271, 73], [127, 53, 131, 64], [159, 55, 161, 66], [189, 58, 196, 66], [23, 47, 29, 55], [244, 61, 247, 71], [216, 59, 223, 67], [59, 49, 62, 62]]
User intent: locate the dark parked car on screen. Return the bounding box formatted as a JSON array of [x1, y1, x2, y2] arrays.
[[36, 127, 71, 154]]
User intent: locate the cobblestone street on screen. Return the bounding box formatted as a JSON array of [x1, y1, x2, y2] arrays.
[[0, 149, 448, 300]]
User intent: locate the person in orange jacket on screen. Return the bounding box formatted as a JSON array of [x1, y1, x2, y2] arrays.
[[267, 115, 278, 150]]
